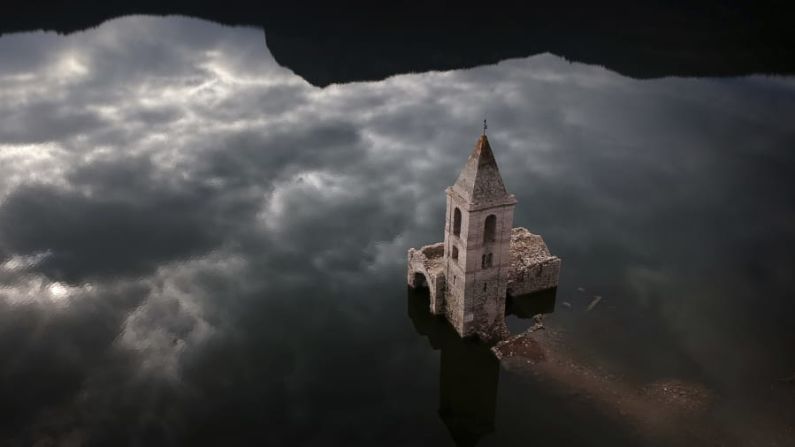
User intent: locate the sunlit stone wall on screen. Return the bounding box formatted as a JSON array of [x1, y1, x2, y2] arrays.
[[506, 228, 561, 297]]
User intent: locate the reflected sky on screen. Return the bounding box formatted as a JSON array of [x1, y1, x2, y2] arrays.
[[0, 15, 794, 446]]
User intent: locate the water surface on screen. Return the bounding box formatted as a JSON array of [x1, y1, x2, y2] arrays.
[[0, 16, 793, 446]]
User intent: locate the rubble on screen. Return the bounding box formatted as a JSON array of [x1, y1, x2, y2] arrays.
[[640, 379, 713, 413], [506, 228, 562, 297], [529, 314, 545, 332], [491, 330, 546, 363]]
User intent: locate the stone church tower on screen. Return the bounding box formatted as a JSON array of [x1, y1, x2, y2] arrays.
[[407, 129, 560, 342], [442, 133, 516, 338]]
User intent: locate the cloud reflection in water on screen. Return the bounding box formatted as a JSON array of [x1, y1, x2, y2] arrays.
[[0, 15, 794, 446]]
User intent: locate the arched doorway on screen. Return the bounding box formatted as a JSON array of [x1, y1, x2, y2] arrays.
[[413, 272, 429, 290]]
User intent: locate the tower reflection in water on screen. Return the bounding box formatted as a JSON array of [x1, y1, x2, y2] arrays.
[[407, 286, 556, 446]]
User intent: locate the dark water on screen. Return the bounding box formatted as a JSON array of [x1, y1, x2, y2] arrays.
[[0, 16, 793, 446]]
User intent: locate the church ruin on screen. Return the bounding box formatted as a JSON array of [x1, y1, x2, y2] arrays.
[[407, 131, 561, 342]]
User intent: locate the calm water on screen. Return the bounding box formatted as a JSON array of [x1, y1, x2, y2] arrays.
[[0, 16, 794, 446]]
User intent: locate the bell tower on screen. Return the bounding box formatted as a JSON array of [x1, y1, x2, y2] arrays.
[[442, 131, 516, 338]]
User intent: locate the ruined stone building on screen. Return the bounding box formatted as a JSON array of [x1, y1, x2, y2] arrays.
[[407, 132, 561, 341]]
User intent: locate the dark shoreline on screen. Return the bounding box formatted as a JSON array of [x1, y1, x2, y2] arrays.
[[2, 1, 794, 86]]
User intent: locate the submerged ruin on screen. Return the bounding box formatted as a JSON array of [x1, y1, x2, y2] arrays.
[[407, 132, 560, 341]]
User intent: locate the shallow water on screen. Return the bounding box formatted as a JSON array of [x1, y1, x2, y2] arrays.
[[0, 16, 793, 446]]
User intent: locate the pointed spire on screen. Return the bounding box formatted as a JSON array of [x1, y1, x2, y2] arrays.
[[452, 134, 511, 205]]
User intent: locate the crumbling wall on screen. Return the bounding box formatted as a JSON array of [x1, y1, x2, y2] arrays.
[[508, 257, 561, 297], [407, 243, 446, 314], [421, 243, 444, 260], [506, 227, 561, 297]]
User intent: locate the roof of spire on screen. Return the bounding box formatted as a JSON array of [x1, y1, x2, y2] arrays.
[[451, 134, 512, 205]]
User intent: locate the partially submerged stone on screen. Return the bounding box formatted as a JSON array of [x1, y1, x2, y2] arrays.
[[491, 329, 546, 362], [407, 132, 561, 342]]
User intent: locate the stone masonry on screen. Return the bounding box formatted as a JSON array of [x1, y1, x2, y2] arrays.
[[407, 133, 561, 342]]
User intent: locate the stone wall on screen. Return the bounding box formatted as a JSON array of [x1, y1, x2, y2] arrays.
[[409, 227, 561, 342], [467, 279, 509, 342], [506, 227, 561, 297], [407, 242, 446, 314], [443, 282, 464, 334], [507, 257, 561, 297], [442, 188, 516, 340]]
